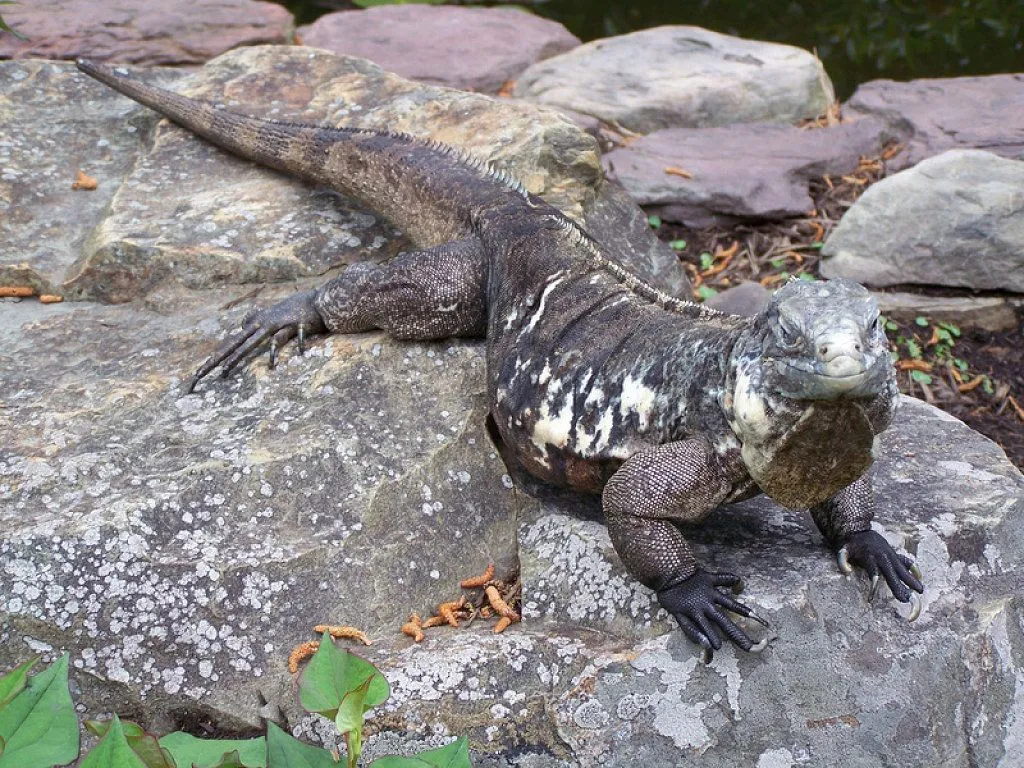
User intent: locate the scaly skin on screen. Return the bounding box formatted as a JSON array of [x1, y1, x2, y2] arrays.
[[78, 60, 923, 660]]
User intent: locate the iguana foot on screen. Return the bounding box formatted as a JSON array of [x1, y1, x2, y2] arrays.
[[658, 570, 771, 663], [836, 530, 924, 621], [187, 290, 327, 393]]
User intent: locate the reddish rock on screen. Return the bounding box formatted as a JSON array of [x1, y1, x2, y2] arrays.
[[297, 5, 579, 94], [603, 118, 888, 227], [845, 75, 1024, 170], [0, 0, 293, 66]]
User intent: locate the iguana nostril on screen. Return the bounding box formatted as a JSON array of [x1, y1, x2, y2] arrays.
[[819, 344, 829, 357]]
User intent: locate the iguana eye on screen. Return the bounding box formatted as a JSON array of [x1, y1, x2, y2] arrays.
[[777, 321, 802, 349]]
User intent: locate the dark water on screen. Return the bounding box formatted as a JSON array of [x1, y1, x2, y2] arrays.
[[286, 1, 1024, 99]]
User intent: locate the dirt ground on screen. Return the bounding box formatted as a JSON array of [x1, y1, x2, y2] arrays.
[[653, 144, 1024, 469]]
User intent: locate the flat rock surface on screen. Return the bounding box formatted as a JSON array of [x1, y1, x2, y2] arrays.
[[1, 48, 687, 303], [604, 118, 887, 226], [846, 75, 1024, 171], [874, 292, 1021, 333], [0, 0, 294, 66], [297, 6, 579, 94], [2, 291, 1021, 767], [821, 149, 1024, 292], [514, 26, 834, 134]]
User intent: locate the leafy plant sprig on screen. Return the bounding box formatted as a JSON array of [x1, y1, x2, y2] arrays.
[[0, 638, 472, 768]]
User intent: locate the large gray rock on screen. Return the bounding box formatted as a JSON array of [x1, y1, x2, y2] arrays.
[[0, 0, 294, 65], [514, 26, 835, 134], [1, 48, 687, 303], [604, 118, 887, 227], [874, 292, 1021, 333], [2, 287, 1021, 768], [846, 75, 1024, 171], [821, 150, 1024, 292], [297, 6, 579, 95]]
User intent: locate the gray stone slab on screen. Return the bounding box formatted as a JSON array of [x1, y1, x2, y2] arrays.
[[874, 292, 1020, 333], [0, 0, 294, 66], [846, 75, 1024, 171], [515, 26, 835, 134], [298, 6, 579, 95], [821, 150, 1024, 292], [604, 118, 887, 226]]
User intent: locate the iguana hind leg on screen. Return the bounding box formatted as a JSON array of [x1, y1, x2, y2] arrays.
[[188, 236, 487, 391]]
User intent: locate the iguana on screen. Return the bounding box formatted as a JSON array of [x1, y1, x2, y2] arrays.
[[77, 59, 924, 660]]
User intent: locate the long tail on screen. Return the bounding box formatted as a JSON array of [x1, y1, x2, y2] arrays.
[[76, 59, 515, 246]]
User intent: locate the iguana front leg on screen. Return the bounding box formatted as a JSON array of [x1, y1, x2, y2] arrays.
[[603, 438, 769, 660], [810, 475, 924, 619], [187, 236, 486, 392]]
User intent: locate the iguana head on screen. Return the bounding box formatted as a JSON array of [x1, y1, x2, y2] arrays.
[[751, 278, 891, 401]]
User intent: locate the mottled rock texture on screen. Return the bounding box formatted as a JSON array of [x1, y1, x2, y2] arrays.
[[0, 49, 687, 302], [821, 150, 1024, 292], [0, 0, 294, 65], [603, 118, 886, 227], [514, 26, 835, 134], [846, 75, 1024, 171], [0, 34, 1022, 768], [297, 5, 579, 94]]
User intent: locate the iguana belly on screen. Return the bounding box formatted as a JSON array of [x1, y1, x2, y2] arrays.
[[740, 401, 875, 508]]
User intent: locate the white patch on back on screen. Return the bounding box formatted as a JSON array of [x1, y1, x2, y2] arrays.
[[619, 373, 657, 430]]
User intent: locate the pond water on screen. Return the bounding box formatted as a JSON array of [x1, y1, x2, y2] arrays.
[[285, 0, 1024, 98]]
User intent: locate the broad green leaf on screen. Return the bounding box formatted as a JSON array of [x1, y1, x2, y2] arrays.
[[0, 658, 38, 711], [0, 653, 78, 768], [298, 633, 389, 719], [699, 252, 714, 270], [265, 722, 338, 768], [80, 716, 148, 768], [335, 677, 374, 768], [646, 214, 661, 229], [696, 285, 718, 300], [159, 731, 266, 768], [208, 750, 250, 768], [370, 737, 472, 768], [87, 719, 175, 768], [909, 369, 932, 384], [796, 271, 816, 281], [668, 239, 686, 251], [914, 315, 929, 326]]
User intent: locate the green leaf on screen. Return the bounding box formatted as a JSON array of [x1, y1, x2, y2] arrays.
[[208, 751, 251, 768], [953, 357, 969, 371], [904, 338, 922, 359], [914, 315, 929, 327], [668, 239, 686, 251], [370, 737, 472, 768], [298, 633, 389, 719], [810, 242, 824, 249], [982, 376, 994, 395], [909, 370, 932, 384], [938, 321, 961, 337], [699, 252, 714, 270], [646, 214, 661, 229], [87, 719, 175, 768], [159, 731, 266, 768], [265, 722, 338, 768], [80, 716, 149, 768], [884, 320, 899, 331], [696, 285, 718, 300], [0, 1, 27, 41], [336, 677, 375, 768], [0, 653, 78, 768], [769, 257, 786, 269], [797, 271, 816, 281], [0, 658, 38, 711]]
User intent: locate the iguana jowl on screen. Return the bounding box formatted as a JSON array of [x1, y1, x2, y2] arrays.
[[77, 60, 923, 659]]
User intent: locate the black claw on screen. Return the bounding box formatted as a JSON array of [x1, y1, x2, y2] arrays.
[[838, 530, 925, 609], [658, 570, 770, 660], [268, 339, 279, 370], [297, 324, 306, 356]]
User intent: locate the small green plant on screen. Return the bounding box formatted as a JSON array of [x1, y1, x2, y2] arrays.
[[646, 214, 662, 229], [0, 1, 27, 41], [668, 239, 686, 251], [696, 284, 718, 300], [698, 252, 714, 271], [0, 635, 472, 767]]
